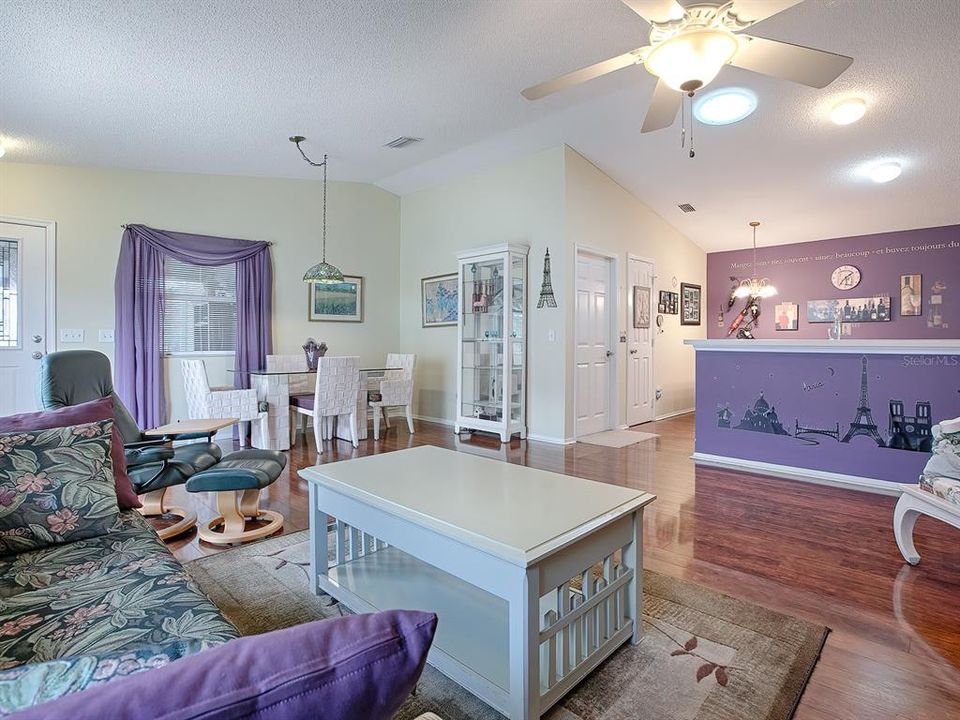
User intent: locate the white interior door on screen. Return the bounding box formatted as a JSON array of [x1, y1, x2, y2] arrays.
[[626, 256, 655, 426], [0, 222, 51, 415], [575, 251, 613, 437]]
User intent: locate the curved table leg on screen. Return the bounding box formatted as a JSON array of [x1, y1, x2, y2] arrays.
[[893, 493, 921, 566]]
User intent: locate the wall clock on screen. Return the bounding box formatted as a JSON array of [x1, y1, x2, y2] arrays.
[[831, 265, 861, 291]]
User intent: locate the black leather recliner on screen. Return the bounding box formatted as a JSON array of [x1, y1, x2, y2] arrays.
[[39, 350, 286, 544]]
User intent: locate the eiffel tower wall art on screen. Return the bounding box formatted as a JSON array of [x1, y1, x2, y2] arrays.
[[692, 346, 960, 486]]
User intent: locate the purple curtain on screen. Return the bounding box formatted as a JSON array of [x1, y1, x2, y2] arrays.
[[115, 224, 272, 429]]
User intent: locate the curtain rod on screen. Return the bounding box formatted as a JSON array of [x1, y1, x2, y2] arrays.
[[120, 224, 272, 245]]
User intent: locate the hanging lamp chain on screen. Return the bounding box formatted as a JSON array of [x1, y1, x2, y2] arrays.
[[322, 153, 327, 262]]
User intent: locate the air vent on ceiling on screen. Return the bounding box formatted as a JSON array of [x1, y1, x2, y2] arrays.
[[384, 136, 423, 149], [678, 203, 696, 213]]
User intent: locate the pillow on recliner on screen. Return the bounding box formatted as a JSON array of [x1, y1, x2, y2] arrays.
[[0, 398, 141, 510], [9, 610, 439, 720], [0, 420, 120, 556]]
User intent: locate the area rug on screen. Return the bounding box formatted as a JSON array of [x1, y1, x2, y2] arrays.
[[578, 430, 659, 448], [186, 532, 827, 720]]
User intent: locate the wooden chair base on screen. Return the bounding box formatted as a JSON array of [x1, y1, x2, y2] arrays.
[[198, 489, 285, 546], [138, 488, 198, 541]]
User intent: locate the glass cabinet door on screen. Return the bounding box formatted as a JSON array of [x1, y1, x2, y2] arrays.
[[509, 253, 524, 422], [461, 257, 505, 422]]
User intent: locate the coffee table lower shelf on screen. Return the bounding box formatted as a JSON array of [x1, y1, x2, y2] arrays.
[[321, 545, 511, 696]]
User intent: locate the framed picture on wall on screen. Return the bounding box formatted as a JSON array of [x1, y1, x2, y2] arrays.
[[659, 290, 678, 315], [308, 275, 364, 322], [774, 302, 799, 330], [633, 285, 651, 328], [900, 274, 922, 316], [806, 295, 891, 323], [680, 283, 701, 325], [422, 273, 459, 327]]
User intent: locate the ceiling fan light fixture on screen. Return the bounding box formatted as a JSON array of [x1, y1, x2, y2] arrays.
[[694, 87, 757, 125], [830, 98, 867, 125], [643, 28, 739, 93]]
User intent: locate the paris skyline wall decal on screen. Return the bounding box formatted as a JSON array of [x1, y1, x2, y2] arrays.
[[716, 355, 933, 453]]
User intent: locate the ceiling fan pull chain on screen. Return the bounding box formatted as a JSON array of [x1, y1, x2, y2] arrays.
[[689, 93, 696, 159], [680, 95, 686, 149]]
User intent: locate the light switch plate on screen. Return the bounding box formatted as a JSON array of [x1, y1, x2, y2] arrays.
[[547, 330, 556, 342], [98, 329, 114, 343], [59, 328, 84, 343]]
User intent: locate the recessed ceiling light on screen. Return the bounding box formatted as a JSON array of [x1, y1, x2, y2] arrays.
[[830, 98, 866, 125], [869, 161, 901, 183], [693, 87, 758, 126]]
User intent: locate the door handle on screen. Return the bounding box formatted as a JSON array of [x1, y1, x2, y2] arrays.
[[629, 349, 638, 354], [32, 335, 42, 343], [605, 350, 614, 357], [32, 351, 43, 360]]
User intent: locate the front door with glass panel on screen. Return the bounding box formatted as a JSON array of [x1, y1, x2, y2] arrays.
[[0, 222, 51, 415]]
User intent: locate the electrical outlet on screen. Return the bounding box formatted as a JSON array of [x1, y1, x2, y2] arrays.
[[59, 329, 84, 343], [98, 329, 114, 343]]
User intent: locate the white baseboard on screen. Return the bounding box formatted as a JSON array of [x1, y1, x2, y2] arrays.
[[691, 452, 907, 496], [655, 407, 695, 421], [413, 414, 455, 427], [527, 434, 576, 445]]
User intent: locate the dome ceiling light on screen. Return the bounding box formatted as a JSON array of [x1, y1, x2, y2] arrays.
[[521, 0, 853, 159], [694, 87, 758, 125], [869, 161, 902, 184], [830, 97, 867, 125]]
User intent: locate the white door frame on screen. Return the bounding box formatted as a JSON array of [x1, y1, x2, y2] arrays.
[[0, 216, 57, 356], [626, 253, 656, 426], [573, 244, 619, 438]]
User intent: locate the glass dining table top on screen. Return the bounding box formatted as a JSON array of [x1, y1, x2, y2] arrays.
[[228, 367, 400, 376]]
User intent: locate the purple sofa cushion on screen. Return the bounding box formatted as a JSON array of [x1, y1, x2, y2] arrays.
[[0, 398, 141, 510], [11, 610, 438, 720]]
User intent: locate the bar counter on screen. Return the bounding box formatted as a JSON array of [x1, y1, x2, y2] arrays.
[[685, 340, 960, 493]]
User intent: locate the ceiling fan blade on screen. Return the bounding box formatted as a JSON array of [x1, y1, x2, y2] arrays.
[[731, 35, 853, 88], [724, 0, 802, 26], [521, 51, 642, 100], [641, 79, 681, 133], [621, 0, 684, 24]]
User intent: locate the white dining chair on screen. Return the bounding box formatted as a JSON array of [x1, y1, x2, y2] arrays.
[[369, 353, 416, 440], [291, 355, 361, 455], [180, 359, 261, 446]]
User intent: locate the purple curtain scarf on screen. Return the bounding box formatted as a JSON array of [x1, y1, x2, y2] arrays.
[[114, 224, 272, 429]]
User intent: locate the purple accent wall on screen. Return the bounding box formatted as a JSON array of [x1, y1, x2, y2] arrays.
[[694, 350, 960, 484], [707, 225, 960, 339]]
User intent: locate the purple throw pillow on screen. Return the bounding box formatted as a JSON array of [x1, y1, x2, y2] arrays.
[[12, 610, 438, 720], [0, 398, 141, 510]]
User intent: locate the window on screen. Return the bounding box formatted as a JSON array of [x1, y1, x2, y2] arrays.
[[0, 239, 19, 348], [161, 258, 236, 354]]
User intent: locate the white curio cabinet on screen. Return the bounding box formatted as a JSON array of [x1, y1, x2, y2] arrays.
[[456, 242, 528, 442]]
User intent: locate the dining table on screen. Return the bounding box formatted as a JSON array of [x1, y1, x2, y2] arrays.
[[229, 366, 400, 451]]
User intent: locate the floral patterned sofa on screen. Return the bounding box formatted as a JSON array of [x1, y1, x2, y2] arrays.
[[0, 510, 238, 713]]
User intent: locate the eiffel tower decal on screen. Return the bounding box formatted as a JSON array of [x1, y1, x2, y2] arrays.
[[537, 248, 557, 308], [840, 355, 886, 446]]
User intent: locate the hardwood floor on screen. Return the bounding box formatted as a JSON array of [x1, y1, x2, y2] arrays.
[[168, 414, 960, 719]]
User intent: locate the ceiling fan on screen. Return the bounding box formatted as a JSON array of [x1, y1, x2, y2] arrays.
[[522, 0, 853, 134]]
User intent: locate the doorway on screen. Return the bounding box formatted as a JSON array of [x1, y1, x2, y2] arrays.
[[626, 255, 655, 426], [0, 219, 56, 415], [574, 248, 616, 438]]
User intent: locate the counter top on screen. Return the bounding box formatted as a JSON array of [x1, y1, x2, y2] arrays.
[[684, 339, 960, 354]]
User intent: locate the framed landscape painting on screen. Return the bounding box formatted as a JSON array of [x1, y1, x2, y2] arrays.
[[308, 275, 363, 322], [422, 273, 458, 327]]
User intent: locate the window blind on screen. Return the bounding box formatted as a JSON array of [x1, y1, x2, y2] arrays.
[[161, 258, 236, 354]]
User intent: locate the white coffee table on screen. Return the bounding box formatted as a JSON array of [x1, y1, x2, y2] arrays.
[[299, 446, 656, 720]]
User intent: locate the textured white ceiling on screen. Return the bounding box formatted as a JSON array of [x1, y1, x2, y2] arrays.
[[3, 0, 959, 252]]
